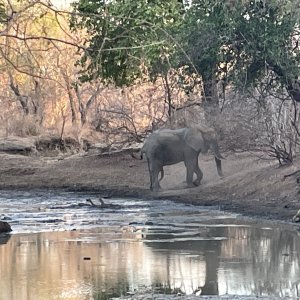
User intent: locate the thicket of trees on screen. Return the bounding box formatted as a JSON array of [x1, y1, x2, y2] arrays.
[[1, 0, 300, 163]]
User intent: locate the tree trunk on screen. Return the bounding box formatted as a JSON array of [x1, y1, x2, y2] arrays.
[[79, 103, 87, 125], [202, 74, 218, 106], [200, 71, 225, 140], [9, 80, 30, 115], [163, 73, 173, 118], [61, 70, 77, 124], [67, 88, 77, 124], [75, 84, 102, 126], [267, 60, 300, 102], [286, 81, 300, 102], [202, 72, 220, 126]]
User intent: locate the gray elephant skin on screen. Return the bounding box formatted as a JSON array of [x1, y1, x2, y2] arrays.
[[141, 127, 224, 191]]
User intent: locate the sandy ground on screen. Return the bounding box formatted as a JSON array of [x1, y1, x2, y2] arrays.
[[0, 149, 299, 222]]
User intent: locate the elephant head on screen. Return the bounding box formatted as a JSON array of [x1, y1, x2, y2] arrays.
[[184, 126, 224, 177]]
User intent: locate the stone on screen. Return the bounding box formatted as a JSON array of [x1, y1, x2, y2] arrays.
[[0, 137, 36, 154], [0, 221, 12, 233]]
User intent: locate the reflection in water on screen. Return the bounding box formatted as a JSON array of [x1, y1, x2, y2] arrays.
[[0, 233, 10, 245], [0, 224, 300, 299], [219, 227, 300, 297], [0, 191, 300, 299]]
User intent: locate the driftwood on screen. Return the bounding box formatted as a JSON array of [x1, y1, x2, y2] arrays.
[[50, 198, 122, 210], [49, 203, 92, 209], [86, 198, 122, 209], [283, 169, 300, 181], [97, 148, 140, 158], [292, 209, 300, 223]]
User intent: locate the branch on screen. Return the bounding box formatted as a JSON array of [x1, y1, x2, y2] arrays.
[[1, 34, 85, 50], [1, 0, 45, 36], [283, 169, 300, 179], [0, 46, 64, 87]]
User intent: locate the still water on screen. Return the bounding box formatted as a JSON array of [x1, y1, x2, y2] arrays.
[[0, 190, 300, 300]]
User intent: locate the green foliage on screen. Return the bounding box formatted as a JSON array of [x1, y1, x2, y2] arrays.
[[226, 0, 300, 89], [70, 0, 182, 85], [179, 1, 233, 79], [71, 0, 300, 99], [179, 0, 300, 91], [0, 1, 7, 26]]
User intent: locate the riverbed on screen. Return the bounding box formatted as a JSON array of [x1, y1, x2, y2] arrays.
[[0, 190, 299, 300]]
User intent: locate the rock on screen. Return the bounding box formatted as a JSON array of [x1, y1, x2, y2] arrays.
[[129, 222, 139, 225], [35, 135, 80, 153], [89, 143, 110, 153], [0, 221, 12, 233], [0, 215, 12, 221], [123, 142, 143, 150], [145, 221, 154, 226], [0, 137, 36, 154]]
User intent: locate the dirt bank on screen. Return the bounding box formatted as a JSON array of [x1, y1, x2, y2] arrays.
[[0, 149, 299, 222]]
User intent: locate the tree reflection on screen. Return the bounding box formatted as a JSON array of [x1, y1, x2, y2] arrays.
[[1, 223, 300, 299], [219, 225, 300, 297], [144, 227, 225, 295]]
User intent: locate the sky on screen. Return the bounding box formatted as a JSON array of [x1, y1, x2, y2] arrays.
[[50, 0, 73, 8]]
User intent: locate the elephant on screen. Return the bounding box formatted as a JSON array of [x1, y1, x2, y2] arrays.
[[141, 127, 224, 191]]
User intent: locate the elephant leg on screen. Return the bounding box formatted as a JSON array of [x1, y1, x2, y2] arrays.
[[185, 156, 203, 187], [193, 162, 203, 186], [151, 170, 161, 191], [147, 158, 153, 190], [149, 161, 162, 191], [185, 160, 196, 188]]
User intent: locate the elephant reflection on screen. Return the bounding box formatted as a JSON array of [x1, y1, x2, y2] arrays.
[[144, 231, 222, 295]]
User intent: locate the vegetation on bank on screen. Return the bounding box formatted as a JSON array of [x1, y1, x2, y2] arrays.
[[0, 0, 300, 169]]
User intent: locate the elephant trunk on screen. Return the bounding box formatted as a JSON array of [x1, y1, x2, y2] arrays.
[[210, 140, 224, 177], [210, 140, 224, 160], [215, 157, 223, 177]]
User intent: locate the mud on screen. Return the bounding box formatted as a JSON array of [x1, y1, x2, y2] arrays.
[[0, 150, 299, 222]]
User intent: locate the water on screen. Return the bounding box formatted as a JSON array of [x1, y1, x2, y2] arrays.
[[0, 191, 300, 300]]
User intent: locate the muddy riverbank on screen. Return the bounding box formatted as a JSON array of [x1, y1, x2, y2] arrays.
[[0, 150, 299, 222]]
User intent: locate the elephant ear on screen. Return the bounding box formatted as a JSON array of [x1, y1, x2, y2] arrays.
[[157, 130, 181, 144], [184, 128, 204, 151]]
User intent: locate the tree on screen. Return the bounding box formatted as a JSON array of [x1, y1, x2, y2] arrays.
[[0, 0, 86, 136], [180, 0, 300, 103], [70, 0, 300, 111], [0, 1, 6, 25], [70, 0, 183, 85]]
